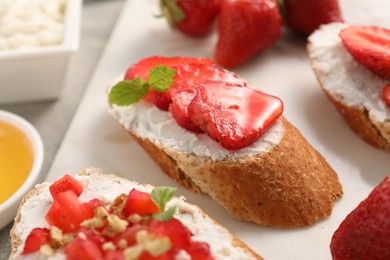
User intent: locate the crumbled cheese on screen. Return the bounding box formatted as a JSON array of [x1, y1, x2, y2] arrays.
[[0, 0, 66, 51], [103, 214, 129, 237]]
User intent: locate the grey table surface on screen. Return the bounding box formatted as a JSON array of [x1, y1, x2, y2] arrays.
[[0, 0, 124, 257]]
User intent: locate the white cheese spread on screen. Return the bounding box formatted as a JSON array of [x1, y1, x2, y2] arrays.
[[308, 22, 390, 122], [0, 0, 66, 51]]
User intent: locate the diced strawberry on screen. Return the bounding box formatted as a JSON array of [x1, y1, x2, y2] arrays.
[[383, 83, 390, 107], [64, 234, 104, 260], [49, 174, 83, 199], [188, 81, 283, 150], [21, 228, 51, 255], [104, 250, 125, 260], [83, 198, 105, 216], [149, 219, 192, 250], [187, 241, 215, 260], [340, 26, 390, 79], [139, 251, 174, 260], [45, 190, 93, 233], [124, 189, 160, 217], [112, 224, 148, 247]]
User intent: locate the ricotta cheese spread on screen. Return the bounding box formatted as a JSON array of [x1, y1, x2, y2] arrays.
[[110, 100, 284, 161], [12, 169, 254, 260], [0, 0, 66, 51], [308, 22, 390, 122]]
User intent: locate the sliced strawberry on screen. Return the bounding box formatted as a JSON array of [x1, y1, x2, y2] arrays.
[[124, 189, 160, 217], [149, 219, 192, 250], [49, 174, 83, 199], [161, 0, 221, 37], [112, 225, 148, 247], [330, 176, 390, 260], [124, 56, 215, 110], [340, 26, 390, 79], [21, 228, 51, 255], [188, 81, 283, 150], [383, 83, 390, 106], [45, 190, 93, 233], [187, 241, 215, 260], [83, 198, 105, 216], [216, 0, 282, 68], [283, 0, 343, 36]]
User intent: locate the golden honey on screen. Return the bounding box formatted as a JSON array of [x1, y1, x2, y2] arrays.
[[0, 121, 34, 204]]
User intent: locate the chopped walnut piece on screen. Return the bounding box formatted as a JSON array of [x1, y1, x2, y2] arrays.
[[127, 214, 142, 224], [50, 226, 64, 249], [110, 193, 127, 218], [103, 214, 129, 237], [118, 239, 128, 249], [102, 241, 116, 251], [63, 233, 74, 244], [124, 244, 143, 260], [78, 232, 87, 240], [40, 244, 55, 256], [81, 217, 105, 230], [136, 230, 172, 256], [96, 206, 109, 219]]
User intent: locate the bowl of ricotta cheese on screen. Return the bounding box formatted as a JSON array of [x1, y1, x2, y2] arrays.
[[0, 0, 81, 104]]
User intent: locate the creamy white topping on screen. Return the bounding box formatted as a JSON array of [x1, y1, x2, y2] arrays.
[[12, 169, 255, 259], [0, 0, 66, 51], [308, 22, 390, 122], [110, 101, 284, 161]]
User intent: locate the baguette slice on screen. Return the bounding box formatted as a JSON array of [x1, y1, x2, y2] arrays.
[[10, 168, 261, 259], [308, 22, 390, 151], [109, 93, 343, 227]]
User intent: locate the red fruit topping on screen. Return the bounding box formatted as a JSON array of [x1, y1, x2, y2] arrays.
[[83, 198, 105, 216], [45, 190, 93, 233], [124, 56, 215, 110], [340, 26, 390, 79], [330, 176, 390, 260], [216, 0, 282, 68], [189, 81, 283, 150], [21, 228, 50, 255], [104, 250, 125, 260], [124, 189, 160, 217], [187, 241, 215, 260], [168, 64, 245, 131], [284, 0, 343, 36], [149, 219, 192, 250], [49, 174, 83, 199], [112, 225, 148, 248], [64, 232, 104, 260], [383, 83, 390, 106], [161, 0, 221, 37]]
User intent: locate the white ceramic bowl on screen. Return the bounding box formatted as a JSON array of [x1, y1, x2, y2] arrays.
[[0, 110, 44, 230], [0, 0, 82, 104]]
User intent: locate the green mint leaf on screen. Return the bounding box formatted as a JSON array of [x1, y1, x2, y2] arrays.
[[151, 186, 176, 211], [166, 0, 185, 22], [153, 206, 176, 221], [109, 79, 149, 106], [148, 65, 176, 93]]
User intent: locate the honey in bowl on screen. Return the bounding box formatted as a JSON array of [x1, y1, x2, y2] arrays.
[[0, 121, 34, 204]]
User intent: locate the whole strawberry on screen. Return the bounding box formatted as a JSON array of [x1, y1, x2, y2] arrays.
[[160, 0, 221, 37], [330, 176, 390, 260], [215, 0, 282, 68], [283, 0, 343, 36]]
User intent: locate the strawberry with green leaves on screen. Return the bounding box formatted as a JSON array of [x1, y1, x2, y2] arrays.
[[160, 0, 221, 37], [330, 176, 390, 260], [215, 0, 282, 68], [282, 0, 343, 36]]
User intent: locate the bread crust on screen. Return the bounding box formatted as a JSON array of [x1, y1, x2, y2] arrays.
[[307, 42, 390, 152], [129, 117, 343, 227], [10, 168, 261, 259]]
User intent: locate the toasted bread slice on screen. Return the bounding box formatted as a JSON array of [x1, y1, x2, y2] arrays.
[[10, 168, 261, 259], [308, 22, 390, 151], [109, 98, 343, 227]]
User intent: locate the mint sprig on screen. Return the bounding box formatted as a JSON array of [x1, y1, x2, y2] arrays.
[[108, 65, 176, 106], [148, 65, 176, 93], [151, 186, 177, 221]]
